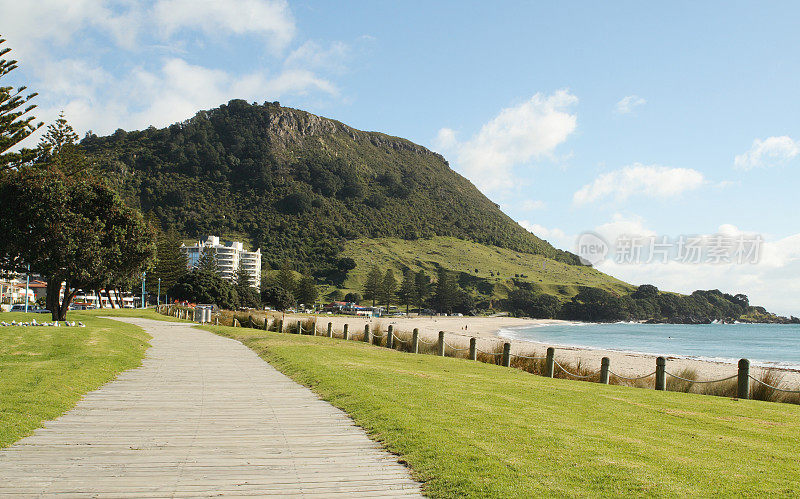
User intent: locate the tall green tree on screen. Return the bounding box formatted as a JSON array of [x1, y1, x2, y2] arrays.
[[0, 160, 155, 320], [0, 37, 42, 173], [413, 270, 431, 312], [380, 269, 398, 310], [146, 230, 188, 303], [363, 266, 382, 306], [397, 268, 416, 315], [232, 260, 259, 308], [276, 262, 297, 297], [432, 268, 458, 314], [197, 248, 218, 274], [295, 275, 319, 307], [169, 270, 238, 310], [232, 259, 253, 288]]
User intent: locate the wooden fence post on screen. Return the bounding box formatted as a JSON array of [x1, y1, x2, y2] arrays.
[[363, 324, 370, 342], [469, 337, 477, 361], [545, 347, 555, 378], [264, 317, 268, 330], [215, 316, 218, 326], [437, 331, 445, 356], [502, 342, 511, 367], [412, 328, 419, 354], [343, 324, 349, 340], [600, 357, 610, 384], [296, 321, 302, 334], [327, 322, 333, 338], [655, 357, 666, 390], [387, 325, 394, 349], [738, 358, 750, 399]]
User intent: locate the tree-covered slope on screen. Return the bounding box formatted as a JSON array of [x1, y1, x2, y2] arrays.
[[81, 99, 580, 276]]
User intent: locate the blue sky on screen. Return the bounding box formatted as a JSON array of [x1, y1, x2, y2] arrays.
[[3, 1, 799, 314]]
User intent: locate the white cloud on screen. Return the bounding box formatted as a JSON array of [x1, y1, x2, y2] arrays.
[[518, 221, 571, 250], [596, 232, 800, 317], [284, 41, 350, 73], [734, 136, 799, 170], [522, 199, 546, 210], [1, 1, 349, 142], [520, 213, 800, 315], [153, 0, 295, 51], [435, 90, 578, 192], [31, 58, 339, 138], [573, 163, 705, 206], [593, 213, 657, 243], [0, 0, 143, 58], [433, 127, 458, 150], [615, 95, 646, 114]]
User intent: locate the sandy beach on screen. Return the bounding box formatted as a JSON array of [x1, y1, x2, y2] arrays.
[[277, 313, 800, 388]]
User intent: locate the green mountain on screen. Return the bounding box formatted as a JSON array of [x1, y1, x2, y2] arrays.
[[82, 100, 589, 274]]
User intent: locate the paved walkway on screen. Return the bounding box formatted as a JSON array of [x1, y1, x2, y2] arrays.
[[0, 318, 423, 497]]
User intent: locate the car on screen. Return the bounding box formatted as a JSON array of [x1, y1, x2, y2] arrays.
[[34, 309, 51, 314], [9, 304, 28, 312]]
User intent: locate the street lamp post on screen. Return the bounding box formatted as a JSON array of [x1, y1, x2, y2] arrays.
[[141, 271, 146, 309], [157, 278, 161, 307]]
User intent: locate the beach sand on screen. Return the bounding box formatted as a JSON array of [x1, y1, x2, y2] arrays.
[[277, 313, 800, 389]]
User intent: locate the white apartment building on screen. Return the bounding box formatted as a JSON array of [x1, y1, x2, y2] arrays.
[[180, 236, 261, 289]]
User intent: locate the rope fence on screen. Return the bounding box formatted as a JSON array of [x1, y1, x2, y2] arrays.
[[156, 306, 800, 404], [749, 375, 800, 394], [553, 360, 597, 380], [666, 372, 738, 384], [609, 370, 656, 381]]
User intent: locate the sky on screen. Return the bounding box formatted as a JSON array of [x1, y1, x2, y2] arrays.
[[2, 0, 799, 315]]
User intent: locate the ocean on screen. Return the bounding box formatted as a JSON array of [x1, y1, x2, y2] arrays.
[[499, 322, 800, 370]]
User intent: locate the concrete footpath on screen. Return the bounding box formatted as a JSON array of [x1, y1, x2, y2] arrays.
[[0, 318, 423, 497]]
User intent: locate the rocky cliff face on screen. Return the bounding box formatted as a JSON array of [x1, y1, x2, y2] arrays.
[[263, 102, 445, 162]]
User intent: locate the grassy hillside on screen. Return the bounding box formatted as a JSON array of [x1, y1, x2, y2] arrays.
[[0, 312, 151, 448], [339, 236, 632, 300], [211, 324, 800, 497], [80, 99, 583, 277]]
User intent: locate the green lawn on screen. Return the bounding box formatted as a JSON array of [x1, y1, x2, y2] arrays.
[[340, 236, 632, 300], [208, 324, 800, 497], [0, 311, 150, 448]]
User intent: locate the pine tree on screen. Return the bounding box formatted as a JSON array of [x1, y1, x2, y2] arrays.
[[397, 268, 416, 315], [197, 247, 218, 274], [295, 275, 319, 307], [433, 268, 457, 314], [0, 38, 42, 173], [276, 262, 296, 297], [146, 230, 188, 302], [232, 259, 252, 288], [232, 259, 259, 308], [413, 270, 431, 312], [380, 269, 398, 310], [363, 266, 382, 306]]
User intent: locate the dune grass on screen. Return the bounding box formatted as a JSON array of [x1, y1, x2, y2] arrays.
[[0, 311, 150, 448], [208, 324, 800, 497]]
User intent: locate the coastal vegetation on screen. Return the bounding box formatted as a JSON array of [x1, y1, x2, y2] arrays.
[[0, 312, 150, 448], [210, 323, 800, 497]]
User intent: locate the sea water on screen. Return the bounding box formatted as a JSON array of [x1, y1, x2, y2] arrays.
[[499, 322, 800, 369]]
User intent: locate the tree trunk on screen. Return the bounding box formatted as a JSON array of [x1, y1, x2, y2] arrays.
[[96, 289, 104, 309], [105, 288, 117, 308], [57, 281, 76, 321], [115, 287, 124, 308], [46, 278, 60, 322]]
